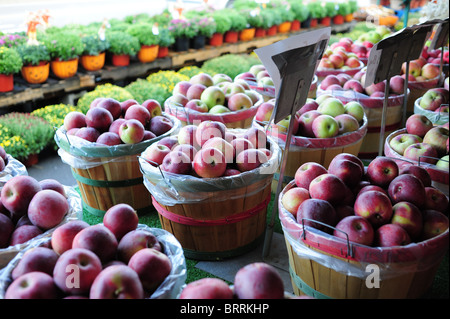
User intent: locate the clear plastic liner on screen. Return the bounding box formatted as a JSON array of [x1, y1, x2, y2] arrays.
[[279, 181, 449, 281], [0, 154, 28, 190], [252, 116, 368, 152], [414, 97, 449, 125], [139, 132, 281, 206], [315, 60, 364, 79], [0, 224, 187, 299], [0, 186, 82, 270], [54, 113, 181, 170]]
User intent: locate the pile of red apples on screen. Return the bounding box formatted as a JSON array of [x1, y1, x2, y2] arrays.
[[141, 121, 272, 178], [1, 176, 69, 248], [318, 38, 364, 71], [421, 46, 449, 65], [401, 57, 442, 83], [281, 153, 449, 248], [256, 96, 365, 139], [3, 203, 172, 299], [168, 71, 262, 115], [389, 114, 449, 169], [63, 97, 174, 145]]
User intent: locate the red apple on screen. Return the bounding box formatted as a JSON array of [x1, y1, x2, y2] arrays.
[[202, 137, 234, 164], [357, 185, 388, 197], [389, 75, 406, 95], [281, 187, 310, 217], [421, 63, 440, 79], [177, 124, 199, 148], [89, 265, 144, 299], [179, 278, 233, 299], [38, 179, 66, 197], [173, 81, 192, 96], [117, 229, 162, 264], [119, 119, 145, 144], [405, 114, 433, 137], [333, 215, 374, 246], [374, 224, 411, 247], [193, 147, 227, 178], [231, 138, 255, 158], [421, 209, 449, 240], [309, 173, 346, 205], [186, 83, 207, 100], [172, 144, 197, 161], [423, 126, 449, 157], [297, 110, 322, 137], [366, 156, 399, 188], [128, 248, 172, 293], [403, 143, 438, 164], [388, 174, 426, 209], [195, 121, 226, 147], [5, 272, 59, 299], [320, 75, 341, 90], [389, 133, 423, 156], [255, 101, 275, 122], [27, 189, 69, 230], [399, 164, 432, 187], [235, 148, 268, 172], [343, 79, 365, 93], [120, 99, 139, 115], [0, 214, 13, 248], [234, 262, 284, 299], [296, 198, 337, 231], [51, 220, 90, 255], [53, 247, 103, 295], [85, 107, 114, 132], [108, 118, 126, 136], [96, 98, 122, 120], [1, 175, 42, 220], [328, 158, 363, 187], [391, 201, 423, 240], [161, 151, 192, 175], [227, 92, 253, 111], [141, 143, 171, 166], [9, 225, 43, 245], [335, 114, 360, 135], [354, 190, 393, 227], [149, 115, 173, 136], [11, 247, 59, 280], [72, 224, 118, 263], [294, 162, 328, 190], [424, 187, 449, 213], [103, 203, 139, 241], [96, 132, 122, 146], [63, 111, 86, 131]]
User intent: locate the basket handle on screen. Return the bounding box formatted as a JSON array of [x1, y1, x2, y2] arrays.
[[418, 155, 445, 167], [435, 104, 449, 121], [300, 218, 354, 258], [138, 156, 180, 196]]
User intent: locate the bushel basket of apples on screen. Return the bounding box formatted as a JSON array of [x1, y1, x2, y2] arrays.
[[0, 177, 82, 269], [54, 97, 181, 217], [278, 153, 449, 299], [0, 146, 28, 191], [384, 119, 449, 193], [163, 72, 264, 129], [138, 121, 281, 260], [0, 203, 187, 299], [413, 86, 449, 125]]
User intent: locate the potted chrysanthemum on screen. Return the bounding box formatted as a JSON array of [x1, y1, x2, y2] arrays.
[[168, 19, 196, 52], [126, 22, 160, 63], [0, 46, 23, 92], [16, 43, 51, 84], [80, 34, 110, 71]]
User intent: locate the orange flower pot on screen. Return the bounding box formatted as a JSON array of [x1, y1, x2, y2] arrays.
[[320, 17, 331, 27], [138, 45, 159, 63], [344, 13, 354, 23], [267, 25, 278, 36], [209, 33, 223, 46], [80, 52, 105, 71], [157, 46, 169, 58], [21, 61, 49, 84], [111, 54, 130, 67], [0, 73, 14, 92], [290, 20, 301, 31], [310, 18, 318, 27], [51, 58, 79, 79], [239, 28, 256, 41], [278, 21, 292, 33]]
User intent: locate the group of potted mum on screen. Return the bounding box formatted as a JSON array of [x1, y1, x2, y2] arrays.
[[0, 0, 359, 92]]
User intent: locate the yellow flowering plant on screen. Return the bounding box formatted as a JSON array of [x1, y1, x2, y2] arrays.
[[146, 70, 189, 100], [125, 79, 168, 105], [76, 83, 134, 113]]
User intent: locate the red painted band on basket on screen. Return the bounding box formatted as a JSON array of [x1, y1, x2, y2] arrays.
[[366, 122, 401, 133], [151, 194, 271, 226]]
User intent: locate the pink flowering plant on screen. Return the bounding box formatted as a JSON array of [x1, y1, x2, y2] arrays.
[[41, 32, 83, 61], [194, 17, 217, 38], [168, 19, 197, 39], [0, 33, 27, 48]]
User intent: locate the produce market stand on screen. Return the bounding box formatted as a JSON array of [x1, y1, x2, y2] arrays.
[[0, 22, 356, 112]]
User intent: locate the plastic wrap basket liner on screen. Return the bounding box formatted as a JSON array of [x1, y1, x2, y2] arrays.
[[139, 133, 281, 260], [317, 86, 409, 159], [254, 114, 368, 192], [384, 128, 449, 193], [279, 180, 449, 299], [315, 60, 364, 81], [54, 113, 181, 217], [248, 75, 318, 101], [164, 91, 263, 129], [414, 97, 449, 126]]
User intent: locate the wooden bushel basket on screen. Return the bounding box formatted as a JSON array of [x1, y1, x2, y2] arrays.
[[384, 128, 449, 196], [164, 91, 264, 129], [54, 113, 181, 218], [253, 114, 368, 192], [139, 134, 281, 260], [414, 97, 449, 126], [317, 87, 409, 159], [279, 180, 449, 299]]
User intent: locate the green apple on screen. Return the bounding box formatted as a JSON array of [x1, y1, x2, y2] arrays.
[[209, 105, 231, 114], [200, 86, 226, 109], [344, 101, 365, 122], [317, 98, 346, 117], [375, 25, 391, 37], [212, 73, 232, 86], [316, 93, 334, 106], [249, 64, 266, 76], [311, 114, 339, 138], [436, 155, 449, 171]]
